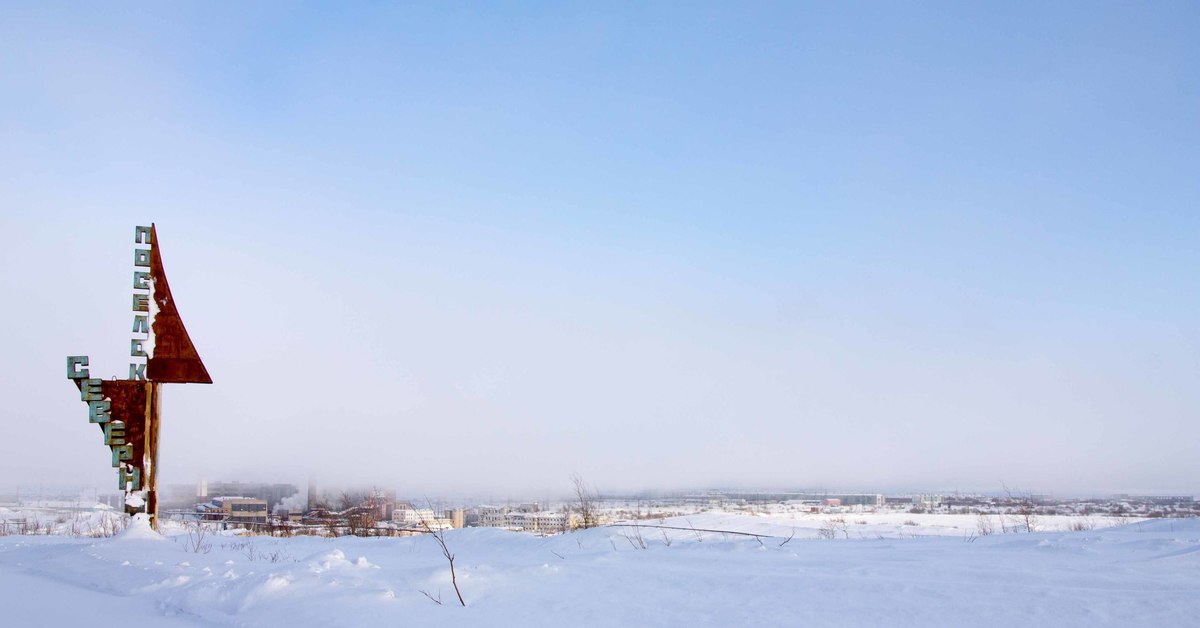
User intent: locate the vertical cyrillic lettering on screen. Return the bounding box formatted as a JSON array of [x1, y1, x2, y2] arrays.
[[88, 400, 111, 423], [112, 444, 133, 467], [104, 421, 126, 446], [118, 465, 141, 490], [81, 378, 103, 402], [67, 356, 90, 379]]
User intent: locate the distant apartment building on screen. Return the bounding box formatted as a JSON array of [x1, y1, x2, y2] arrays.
[[204, 482, 299, 512], [197, 497, 268, 526], [478, 505, 508, 528], [510, 511, 577, 533], [392, 505, 452, 531], [912, 495, 942, 510], [821, 494, 886, 507], [476, 505, 579, 533], [449, 508, 466, 529], [393, 507, 437, 526]]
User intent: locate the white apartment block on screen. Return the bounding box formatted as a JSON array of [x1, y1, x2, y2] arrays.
[[476, 506, 580, 533], [392, 506, 452, 530]]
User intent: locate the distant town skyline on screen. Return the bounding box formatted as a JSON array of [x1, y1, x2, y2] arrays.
[[3, 3, 1198, 495]]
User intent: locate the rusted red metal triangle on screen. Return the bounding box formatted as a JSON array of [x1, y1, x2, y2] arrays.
[[146, 224, 213, 384]]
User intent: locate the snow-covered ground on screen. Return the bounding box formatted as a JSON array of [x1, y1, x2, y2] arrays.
[[0, 502, 126, 538], [641, 510, 1144, 539], [1, 511, 1196, 627]]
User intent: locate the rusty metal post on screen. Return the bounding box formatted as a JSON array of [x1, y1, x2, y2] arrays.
[[146, 382, 161, 530]]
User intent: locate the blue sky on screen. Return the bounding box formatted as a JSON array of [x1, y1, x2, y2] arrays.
[[2, 2, 1198, 496]]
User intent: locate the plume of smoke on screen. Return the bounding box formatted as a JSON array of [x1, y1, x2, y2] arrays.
[[275, 493, 307, 515]]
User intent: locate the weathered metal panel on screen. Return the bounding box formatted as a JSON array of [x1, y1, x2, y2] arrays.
[[145, 224, 213, 384], [99, 380, 149, 469]]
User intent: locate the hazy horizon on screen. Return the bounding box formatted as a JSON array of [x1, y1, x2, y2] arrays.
[[3, 3, 1198, 497], [1, 478, 1192, 505]]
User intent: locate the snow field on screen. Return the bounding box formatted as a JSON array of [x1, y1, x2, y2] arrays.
[[0, 513, 1195, 627]]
